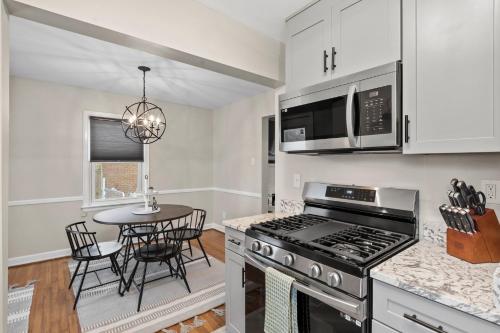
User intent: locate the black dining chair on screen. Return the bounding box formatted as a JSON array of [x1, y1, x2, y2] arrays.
[[122, 221, 191, 312], [168, 209, 210, 267], [65, 221, 126, 309], [119, 224, 156, 273]]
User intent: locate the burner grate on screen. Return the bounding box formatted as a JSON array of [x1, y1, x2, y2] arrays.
[[308, 226, 409, 264], [252, 214, 329, 235]]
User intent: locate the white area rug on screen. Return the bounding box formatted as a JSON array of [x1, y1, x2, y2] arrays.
[[8, 282, 35, 333], [68, 248, 225, 333]]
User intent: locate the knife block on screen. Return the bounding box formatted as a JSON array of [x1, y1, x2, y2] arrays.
[[446, 208, 500, 263]]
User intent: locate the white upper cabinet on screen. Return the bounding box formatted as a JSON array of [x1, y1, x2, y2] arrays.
[[285, 0, 401, 92], [286, 0, 332, 92], [331, 0, 401, 78], [403, 0, 500, 154]]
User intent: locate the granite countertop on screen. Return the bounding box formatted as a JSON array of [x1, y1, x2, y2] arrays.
[[222, 212, 293, 232], [371, 239, 500, 325]]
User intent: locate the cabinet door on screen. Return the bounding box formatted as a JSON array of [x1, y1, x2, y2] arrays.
[[331, 0, 401, 78], [372, 320, 400, 333], [286, 0, 332, 92], [225, 249, 245, 333], [403, 0, 500, 153]]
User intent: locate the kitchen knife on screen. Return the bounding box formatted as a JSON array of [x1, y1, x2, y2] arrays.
[[439, 204, 452, 228], [457, 181, 473, 208], [445, 206, 459, 230], [450, 178, 460, 193], [463, 210, 477, 233], [451, 207, 466, 232], [458, 209, 473, 234], [453, 192, 467, 208], [447, 190, 458, 206]]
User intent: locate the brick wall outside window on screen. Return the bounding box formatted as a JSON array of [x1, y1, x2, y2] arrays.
[[94, 162, 140, 199]]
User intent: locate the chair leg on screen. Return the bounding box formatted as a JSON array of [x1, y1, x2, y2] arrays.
[[68, 261, 82, 289], [73, 261, 89, 310], [137, 262, 148, 312], [122, 238, 131, 273], [197, 237, 211, 267], [166, 259, 173, 276], [188, 240, 193, 257], [111, 255, 127, 296], [126, 260, 140, 292], [175, 255, 191, 293]]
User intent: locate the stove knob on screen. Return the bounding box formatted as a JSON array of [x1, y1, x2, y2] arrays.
[[309, 264, 322, 278], [251, 241, 261, 252], [327, 272, 342, 287], [262, 245, 273, 257], [282, 254, 294, 266]]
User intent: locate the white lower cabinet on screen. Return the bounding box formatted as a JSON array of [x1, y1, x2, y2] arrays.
[[373, 280, 499, 333], [225, 229, 246, 333], [372, 319, 399, 333]]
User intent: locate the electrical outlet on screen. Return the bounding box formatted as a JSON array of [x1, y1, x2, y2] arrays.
[[293, 173, 301, 189], [486, 184, 496, 200], [481, 180, 500, 204], [222, 211, 227, 220]]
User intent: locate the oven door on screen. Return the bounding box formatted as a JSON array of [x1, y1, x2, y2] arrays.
[[244, 251, 367, 333], [279, 83, 361, 153]]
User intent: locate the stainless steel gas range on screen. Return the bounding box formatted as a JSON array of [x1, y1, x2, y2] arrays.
[[243, 182, 419, 332]]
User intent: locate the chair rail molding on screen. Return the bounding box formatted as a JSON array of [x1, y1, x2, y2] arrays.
[[8, 187, 262, 207]]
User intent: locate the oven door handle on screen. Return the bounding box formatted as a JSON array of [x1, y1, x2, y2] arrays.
[[244, 252, 360, 315], [346, 84, 359, 148]]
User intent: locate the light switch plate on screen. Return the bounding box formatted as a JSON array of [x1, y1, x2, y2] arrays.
[[293, 173, 301, 189]]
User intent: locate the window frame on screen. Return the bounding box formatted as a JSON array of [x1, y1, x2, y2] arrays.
[[82, 111, 149, 209]]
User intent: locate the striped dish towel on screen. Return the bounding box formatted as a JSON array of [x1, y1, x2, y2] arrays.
[[264, 267, 299, 333]]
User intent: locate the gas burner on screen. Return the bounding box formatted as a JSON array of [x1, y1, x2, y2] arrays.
[[251, 214, 329, 235], [307, 225, 409, 264]]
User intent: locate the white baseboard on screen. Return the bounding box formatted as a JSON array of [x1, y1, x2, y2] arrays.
[[8, 248, 71, 267], [204, 223, 225, 233], [9, 224, 225, 267]]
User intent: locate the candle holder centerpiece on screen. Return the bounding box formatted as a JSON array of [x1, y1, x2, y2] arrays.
[[131, 175, 160, 215]]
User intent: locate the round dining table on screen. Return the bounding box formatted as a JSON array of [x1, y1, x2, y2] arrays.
[[93, 204, 194, 226]]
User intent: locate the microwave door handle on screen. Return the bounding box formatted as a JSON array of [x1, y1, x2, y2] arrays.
[[346, 84, 358, 147], [244, 251, 360, 315]]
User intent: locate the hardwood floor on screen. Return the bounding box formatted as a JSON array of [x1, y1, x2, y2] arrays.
[[8, 229, 226, 333]]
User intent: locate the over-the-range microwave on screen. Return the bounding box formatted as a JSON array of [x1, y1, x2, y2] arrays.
[[279, 61, 402, 154]]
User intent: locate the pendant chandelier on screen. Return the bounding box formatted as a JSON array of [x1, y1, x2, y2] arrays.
[[122, 66, 166, 144]]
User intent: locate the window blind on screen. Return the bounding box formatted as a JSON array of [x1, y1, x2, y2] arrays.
[[90, 117, 144, 162]]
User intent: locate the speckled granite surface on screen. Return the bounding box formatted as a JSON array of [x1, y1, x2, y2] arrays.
[[222, 212, 292, 232], [371, 239, 500, 325]]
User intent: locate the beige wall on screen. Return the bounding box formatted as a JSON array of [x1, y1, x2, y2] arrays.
[[7, 0, 284, 87], [1, 2, 9, 330], [9, 77, 213, 258], [212, 90, 275, 223]]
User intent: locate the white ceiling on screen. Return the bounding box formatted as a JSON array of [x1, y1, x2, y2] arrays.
[[195, 0, 312, 42], [10, 16, 271, 110]]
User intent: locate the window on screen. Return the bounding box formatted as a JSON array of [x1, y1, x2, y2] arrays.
[[83, 112, 149, 208]]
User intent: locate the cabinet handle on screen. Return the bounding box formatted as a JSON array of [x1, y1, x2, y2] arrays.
[[404, 115, 410, 143], [331, 47, 337, 71], [323, 50, 329, 73], [241, 267, 246, 288], [403, 314, 447, 333], [228, 238, 241, 246]]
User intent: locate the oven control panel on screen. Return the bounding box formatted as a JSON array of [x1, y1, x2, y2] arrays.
[[325, 186, 376, 202], [359, 85, 392, 136]]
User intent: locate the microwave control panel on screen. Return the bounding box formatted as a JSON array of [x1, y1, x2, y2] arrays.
[[325, 186, 376, 202], [359, 85, 392, 136]]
